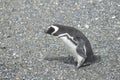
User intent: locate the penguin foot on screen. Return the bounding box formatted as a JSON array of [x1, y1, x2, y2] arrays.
[[75, 61, 91, 68], [75, 58, 86, 68]]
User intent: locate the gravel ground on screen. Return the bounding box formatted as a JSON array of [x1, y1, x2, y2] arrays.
[[0, 0, 120, 80]]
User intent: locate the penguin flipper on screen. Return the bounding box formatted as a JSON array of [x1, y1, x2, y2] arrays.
[[76, 39, 87, 58], [76, 39, 87, 68]]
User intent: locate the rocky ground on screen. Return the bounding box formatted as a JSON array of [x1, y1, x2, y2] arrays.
[[0, 0, 120, 80]]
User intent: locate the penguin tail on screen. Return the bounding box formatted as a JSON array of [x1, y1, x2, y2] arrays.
[[84, 55, 101, 65], [92, 55, 101, 63]]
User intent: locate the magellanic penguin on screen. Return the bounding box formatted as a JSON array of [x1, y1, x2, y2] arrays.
[[45, 24, 95, 68]]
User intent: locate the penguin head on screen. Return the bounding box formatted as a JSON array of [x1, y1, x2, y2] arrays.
[[44, 25, 59, 36], [45, 24, 73, 37]]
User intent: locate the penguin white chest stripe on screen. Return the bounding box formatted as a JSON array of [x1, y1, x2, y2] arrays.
[[58, 33, 77, 45]]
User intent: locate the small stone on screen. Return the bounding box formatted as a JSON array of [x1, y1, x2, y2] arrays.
[[95, 18, 99, 20], [37, 58, 43, 62], [7, 35, 11, 38], [55, 2, 58, 5], [13, 52, 16, 56], [77, 24, 80, 28], [117, 37, 120, 40], [112, 15, 116, 19], [118, 4, 120, 6], [82, 6, 85, 8], [16, 77, 19, 80], [0, 46, 6, 49], [60, 10, 64, 13], [52, 78, 56, 80], [84, 24, 89, 29], [75, 2, 78, 5], [19, 33, 23, 36], [39, 3, 43, 6], [99, 0, 103, 2], [89, 0, 93, 3], [28, 67, 32, 70]]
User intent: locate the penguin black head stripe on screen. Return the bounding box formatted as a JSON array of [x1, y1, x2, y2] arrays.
[[45, 25, 59, 35], [45, 24, 94, 68]]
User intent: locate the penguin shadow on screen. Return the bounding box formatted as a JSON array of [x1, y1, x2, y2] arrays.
[[44, 55, 76, 65], [44, 55, 101, 67]]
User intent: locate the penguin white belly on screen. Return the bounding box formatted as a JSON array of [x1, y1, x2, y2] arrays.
[[60, 36, 78, 57], [60, 36, 84, 66]]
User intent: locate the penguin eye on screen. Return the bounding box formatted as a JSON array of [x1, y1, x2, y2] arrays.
[[47, 27, 55, 34]]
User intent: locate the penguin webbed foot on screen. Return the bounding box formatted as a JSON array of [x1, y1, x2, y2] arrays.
[[74, 61, 91, 68]]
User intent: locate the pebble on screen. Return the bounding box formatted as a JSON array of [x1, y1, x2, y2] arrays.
[[99, 0, 103, 2], [95, 18, 99, 20], [84, 24, 89, 29], [13, 52, 16, 56], [118, 4, 120, 6], [112, 15, 116, 19], [117, 37, 120, 40], [77, 24, 80, 28]]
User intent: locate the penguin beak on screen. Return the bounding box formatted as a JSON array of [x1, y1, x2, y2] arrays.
[[44, 29, 47, 33], [44, 27, 51, 34], [44, 29, 48, 34]]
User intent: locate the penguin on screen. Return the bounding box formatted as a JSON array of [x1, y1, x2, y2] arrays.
[[44, 24, 95, 68]]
